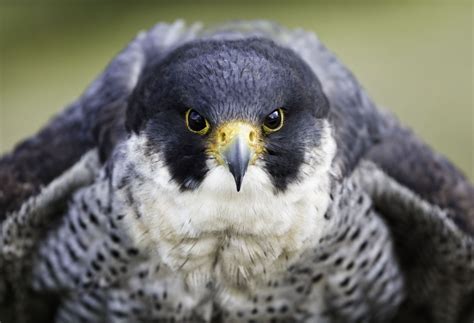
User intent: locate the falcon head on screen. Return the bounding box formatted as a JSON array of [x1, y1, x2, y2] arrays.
[[120, 38, 337, 289]]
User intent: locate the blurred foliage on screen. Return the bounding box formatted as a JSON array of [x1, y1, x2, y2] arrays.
[[0, 0, 472, 180]]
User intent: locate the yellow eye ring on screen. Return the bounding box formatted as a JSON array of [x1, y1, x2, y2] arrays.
[[185, 109, 210, 135], [262, 108, 285, 134]]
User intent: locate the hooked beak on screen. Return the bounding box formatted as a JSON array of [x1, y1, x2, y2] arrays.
[[209, 122, 263, 191], [223, 136, 251, 191]]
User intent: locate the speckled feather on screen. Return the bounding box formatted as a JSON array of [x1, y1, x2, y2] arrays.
[[1, 21, 473, 323], [30, 155, 404, 323]]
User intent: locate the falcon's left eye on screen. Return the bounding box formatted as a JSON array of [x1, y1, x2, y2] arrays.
[[263, 108, 285, 134], [185, 109, 210, 135]]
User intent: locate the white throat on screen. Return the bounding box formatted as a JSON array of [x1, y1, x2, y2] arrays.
[[114, 121, 336, 291]]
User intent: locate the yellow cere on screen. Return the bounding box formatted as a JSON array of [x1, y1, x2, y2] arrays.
[[207, 121, 265, 165]]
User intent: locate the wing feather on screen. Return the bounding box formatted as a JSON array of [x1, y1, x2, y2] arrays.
[[366, 113, 474, 234], [1, 20, 473, 323], [355, 161, 474, 323], [0, 21, 202, 219], [208, 21, 474, 235]]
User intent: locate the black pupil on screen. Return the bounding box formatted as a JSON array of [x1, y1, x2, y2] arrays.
[[265, 110, 281, 129], [188, 110, 206, 131]]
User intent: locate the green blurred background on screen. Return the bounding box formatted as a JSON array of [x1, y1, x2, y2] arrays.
[[0, 0, 472, 180]]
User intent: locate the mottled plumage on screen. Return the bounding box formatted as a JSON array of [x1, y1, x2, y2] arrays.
[[0, 21, 473, 323]]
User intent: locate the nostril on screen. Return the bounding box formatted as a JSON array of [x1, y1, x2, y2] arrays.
[[249, 130, 256, 143], [220, 132, 226, 143]]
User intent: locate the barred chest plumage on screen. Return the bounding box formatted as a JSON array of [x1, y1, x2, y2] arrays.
[[32, 146, 404, 323], [1, 20, 472, 323]]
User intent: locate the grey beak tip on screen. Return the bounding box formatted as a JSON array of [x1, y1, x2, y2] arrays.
[[223, 137, 251, 193], [235, 179, 242, 192], [228, 165, 243, 192]]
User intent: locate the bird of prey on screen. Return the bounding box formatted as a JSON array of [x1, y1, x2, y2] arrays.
[[0, 21, 473, 323]]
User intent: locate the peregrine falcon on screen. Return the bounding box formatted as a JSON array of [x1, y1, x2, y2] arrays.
[[0, 21, 473, 323]]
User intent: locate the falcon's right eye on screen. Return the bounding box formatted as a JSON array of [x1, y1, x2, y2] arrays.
[[185, 109, 210, 135]]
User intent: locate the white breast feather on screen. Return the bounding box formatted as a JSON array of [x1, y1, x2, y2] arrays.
[[114, 121, 337, 291]]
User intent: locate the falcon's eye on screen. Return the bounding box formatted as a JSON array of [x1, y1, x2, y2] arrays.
[[185, 109, 210, 135], [263, 108, 284, 134]]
